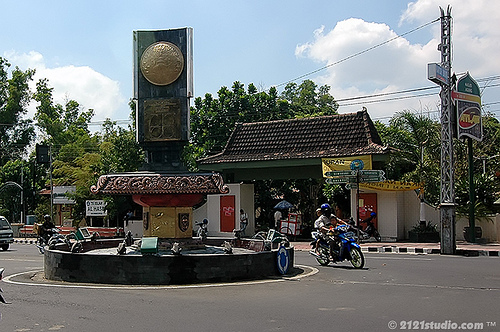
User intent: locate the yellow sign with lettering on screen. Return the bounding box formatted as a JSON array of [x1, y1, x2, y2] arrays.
[[360, 181, 422, 191], [322, 155, 372, 176]]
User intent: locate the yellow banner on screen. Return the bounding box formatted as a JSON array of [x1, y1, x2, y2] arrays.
[[360, 181, 422, 191], [322, 156, 372, 176]]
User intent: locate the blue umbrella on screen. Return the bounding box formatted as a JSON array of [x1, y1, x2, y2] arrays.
[[274, 200, 294, 210]]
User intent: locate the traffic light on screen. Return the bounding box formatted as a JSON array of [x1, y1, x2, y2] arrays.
[[36, 144, 50, 164]]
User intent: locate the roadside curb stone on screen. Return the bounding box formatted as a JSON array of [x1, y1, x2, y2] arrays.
[[291, 241, 499, 257]]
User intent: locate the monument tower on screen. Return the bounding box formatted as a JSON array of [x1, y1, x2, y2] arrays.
[[133, 28, 193, 171], [91, 28, 228, 241]]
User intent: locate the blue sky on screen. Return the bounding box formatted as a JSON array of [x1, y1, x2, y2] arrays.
[[2, 0, 499, 127]]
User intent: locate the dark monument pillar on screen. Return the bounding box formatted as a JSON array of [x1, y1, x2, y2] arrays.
[[92, 28, 228, 241], [133, 28, 193, 171]]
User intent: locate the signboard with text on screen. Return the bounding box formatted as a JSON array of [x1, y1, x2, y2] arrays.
[[454, 72, 482, 141], [86, 200, 108, 217]]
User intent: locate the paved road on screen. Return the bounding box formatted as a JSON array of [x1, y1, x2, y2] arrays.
[[0, 243, 499, 332]]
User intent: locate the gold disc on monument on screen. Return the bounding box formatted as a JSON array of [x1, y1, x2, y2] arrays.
[[140, 41, 184, 86]]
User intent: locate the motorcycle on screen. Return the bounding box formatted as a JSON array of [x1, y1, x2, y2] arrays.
[[36, 227, 61, 254], [310, 224, 365, 269], [359, 213, 381, 242], [347, 213, 382, 242], [37, 228, 82, 254]]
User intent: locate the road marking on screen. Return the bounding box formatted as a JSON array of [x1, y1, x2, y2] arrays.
[[335, 280, 500, 292], [2, 265, 319, 290], [367, 256, 433, 261], [0, 258, 43, 262]]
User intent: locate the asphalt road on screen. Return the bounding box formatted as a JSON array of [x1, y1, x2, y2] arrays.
[[0, 243, 499, 332]]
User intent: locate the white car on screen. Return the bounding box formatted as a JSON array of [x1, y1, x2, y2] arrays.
[[0, 216, 14, 251]]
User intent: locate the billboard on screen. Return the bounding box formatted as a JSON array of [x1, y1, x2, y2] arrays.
[[453, 72, 482, 141]]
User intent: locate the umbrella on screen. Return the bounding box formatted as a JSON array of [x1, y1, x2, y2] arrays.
[[274, 200, 294, 210]]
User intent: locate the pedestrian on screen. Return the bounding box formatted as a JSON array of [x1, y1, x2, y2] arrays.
[[240, 209, 248, 235], [274, 209, 282, 229]]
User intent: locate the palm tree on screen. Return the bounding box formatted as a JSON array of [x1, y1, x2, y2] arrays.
[[384, 110, 441, 205]]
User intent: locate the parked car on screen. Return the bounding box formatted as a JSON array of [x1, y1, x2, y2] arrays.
[[0, 216, 14, 251]]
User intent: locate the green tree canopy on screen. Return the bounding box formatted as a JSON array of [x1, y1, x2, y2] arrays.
[[33, 79, 143, 225], [0, 57, 36, 165]]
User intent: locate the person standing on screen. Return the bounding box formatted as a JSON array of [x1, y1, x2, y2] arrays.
[[274, 209, 282, 229], [239, 209, 248, 235]]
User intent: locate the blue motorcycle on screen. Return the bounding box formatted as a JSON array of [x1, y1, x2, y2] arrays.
[[310, 225, 365, 269]]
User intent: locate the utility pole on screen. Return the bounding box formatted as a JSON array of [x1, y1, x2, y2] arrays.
[[438, 6, 456, 254]]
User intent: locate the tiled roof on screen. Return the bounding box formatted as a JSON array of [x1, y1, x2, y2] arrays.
[[198, 109, 388, 165]]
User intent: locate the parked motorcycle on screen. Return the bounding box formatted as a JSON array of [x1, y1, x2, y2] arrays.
[[360, 212, 381, 242], [310, 224, 365, 268], [347, 213, 382, 242]]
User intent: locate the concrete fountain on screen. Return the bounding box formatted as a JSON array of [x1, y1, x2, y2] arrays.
[[43, 28, 293, 285]]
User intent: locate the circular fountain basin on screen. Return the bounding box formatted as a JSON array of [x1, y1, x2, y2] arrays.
[[43, 238, 294, 285]]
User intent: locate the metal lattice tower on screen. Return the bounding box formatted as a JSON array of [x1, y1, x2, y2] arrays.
[[439, 6, 456, 254]]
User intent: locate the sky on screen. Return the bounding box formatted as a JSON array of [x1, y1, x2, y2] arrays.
[[1, 0, 499, 128]]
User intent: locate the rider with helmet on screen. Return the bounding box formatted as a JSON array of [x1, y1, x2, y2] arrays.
[[312, 203, 347, 255], [312, 203, 333, 254], [40, 214, 55, 242]]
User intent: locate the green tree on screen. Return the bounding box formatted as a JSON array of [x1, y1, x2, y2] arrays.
[[454, 114, 500, 217], [376, 110, 441, 205], [281, 80, 338, 117], [34, 80, 143, 225], [0, 57, 36, 165]]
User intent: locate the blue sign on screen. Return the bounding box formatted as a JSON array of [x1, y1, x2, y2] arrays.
[[350, 159, 364, 170], [276, 245, 290, 274]]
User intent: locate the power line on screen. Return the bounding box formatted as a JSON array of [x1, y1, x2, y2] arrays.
[[273, 17, 441, 89]]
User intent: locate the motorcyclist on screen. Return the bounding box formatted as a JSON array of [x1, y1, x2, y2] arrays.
[[312, 203, 333, 254], [40, 214, 55, 242], [328, 214, 348, 257]]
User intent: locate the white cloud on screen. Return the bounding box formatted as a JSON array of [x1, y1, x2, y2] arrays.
[[3, 50, 126, 125], [295, 0, 500, 122]]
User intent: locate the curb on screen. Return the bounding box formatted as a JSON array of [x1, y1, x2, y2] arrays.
[[292, 244, 500, 257], [14, 239, 37, 245], [361, 246, 441, 255], [13, 239, 500, 257]]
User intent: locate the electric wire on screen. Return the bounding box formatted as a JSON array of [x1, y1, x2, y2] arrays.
[[273, 17, 441, 89]]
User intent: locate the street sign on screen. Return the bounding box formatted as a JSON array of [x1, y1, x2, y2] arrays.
[[360, 176, 385, 183], [359, 170, 385, 177], [326, 177, 359, 184], [326, 178, 348, 184], [428, 63, 449, 85], [325, 170, 357, 177], [345, 183, 358, 190]]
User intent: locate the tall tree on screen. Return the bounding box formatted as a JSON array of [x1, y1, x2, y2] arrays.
[[376, 110, 441, 204], [454, 114, 500, 217], [33, 79, 143, 225], [0, 57, 36, 165]]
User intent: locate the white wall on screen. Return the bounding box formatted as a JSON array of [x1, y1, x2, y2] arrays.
[[351, 188, 439, 241], [193, 183, 255, 237], [456, 215, 500, 242]]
